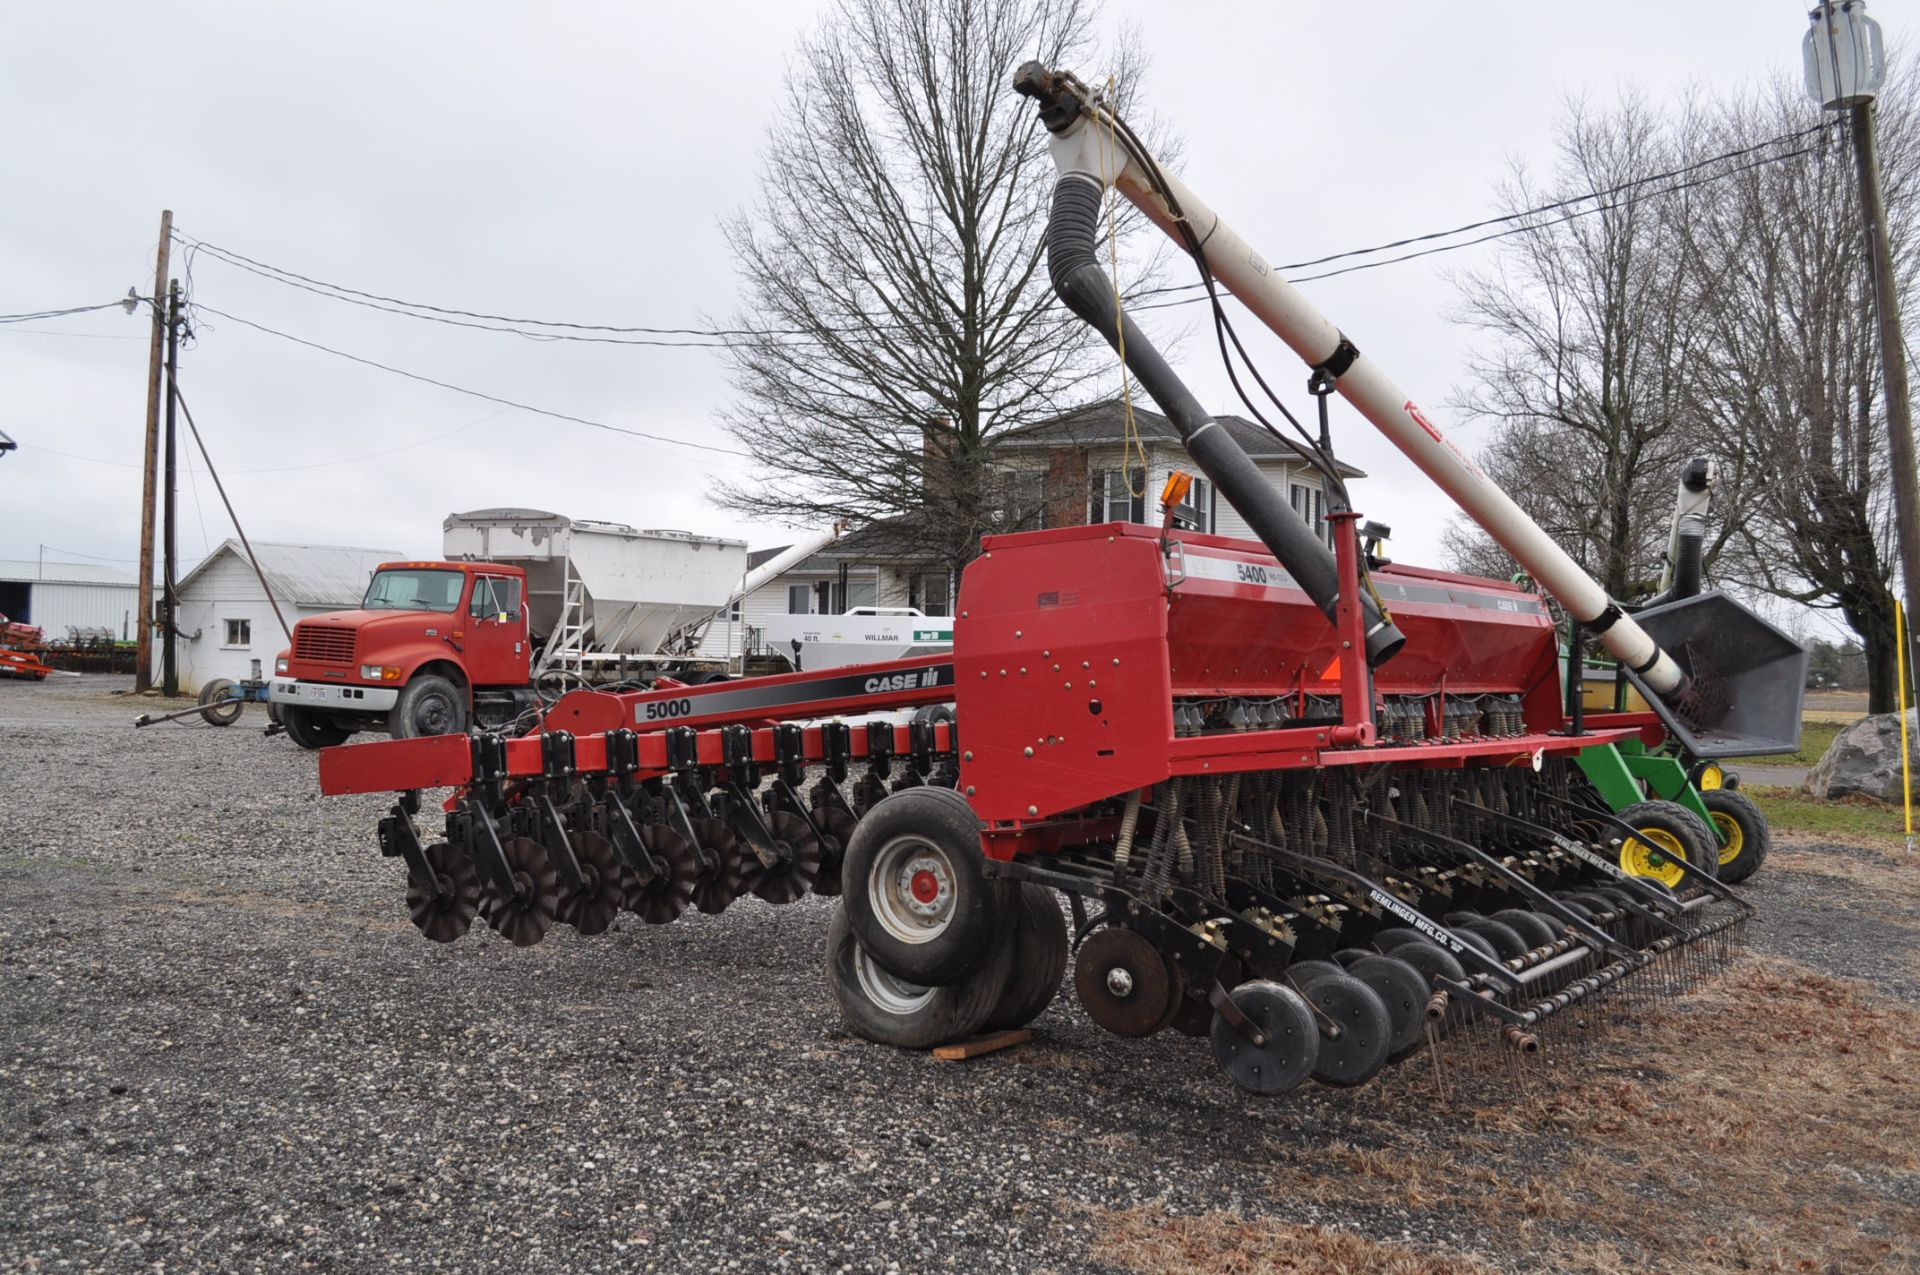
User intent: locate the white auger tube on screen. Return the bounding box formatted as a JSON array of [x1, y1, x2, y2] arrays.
[[1012, 64, 1687, 699]]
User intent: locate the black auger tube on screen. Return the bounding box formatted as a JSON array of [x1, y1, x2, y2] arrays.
[[1641, 514, 1704, 609], [1045, 175, 1406, 666]]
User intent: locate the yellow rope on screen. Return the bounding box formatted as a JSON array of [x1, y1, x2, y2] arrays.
[[1896, 595, 1914, 856], [1098, 78, 1149, 510]]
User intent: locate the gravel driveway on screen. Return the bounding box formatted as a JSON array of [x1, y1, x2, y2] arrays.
[[2, 676, 1913, 1273]]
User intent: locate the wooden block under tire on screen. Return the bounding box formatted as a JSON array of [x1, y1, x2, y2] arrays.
[[930, 1029, 1032, 1061]]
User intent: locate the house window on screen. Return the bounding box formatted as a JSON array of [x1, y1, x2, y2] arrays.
[[1289, 481, 1334, 548], [787, 583, 813, 615], [909, 571, 951, 616], [1090, 468, 1147, 524], [223, 618, 251, 647]]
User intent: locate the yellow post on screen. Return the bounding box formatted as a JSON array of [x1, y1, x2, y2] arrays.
[[1897, 597, 1914, 856]]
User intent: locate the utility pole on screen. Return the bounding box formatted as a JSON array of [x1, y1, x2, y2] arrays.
[[135, 210, 171, 693], [1853, 102, 1920, 670], [162, 278, 181, 698], [1806, 2, 1920, 688]]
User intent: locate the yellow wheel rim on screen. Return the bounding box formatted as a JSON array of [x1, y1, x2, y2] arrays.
[[1697, 764, 1725, 791], [1711, 810, 1744, 866], [1622, 826, 1687, 888]]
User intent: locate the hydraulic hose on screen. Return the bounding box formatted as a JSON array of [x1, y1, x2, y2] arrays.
[[1043, 174, 1406, 667]]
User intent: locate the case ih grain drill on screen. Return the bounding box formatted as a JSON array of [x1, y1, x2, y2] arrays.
[[314, 67, 1805, 1094]]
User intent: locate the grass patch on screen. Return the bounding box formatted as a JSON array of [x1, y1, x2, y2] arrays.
[[1744, 717, 1844, 767], [1087, 1204, 1494, 1275], [1747, 784, 1913, 850]]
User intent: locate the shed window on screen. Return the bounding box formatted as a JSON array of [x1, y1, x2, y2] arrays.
[[223, 618, 251, 647]]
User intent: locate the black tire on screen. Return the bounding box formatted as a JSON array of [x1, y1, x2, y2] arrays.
[[390, 673, 468, 740], [984, 885, 1069, 1032], [1700, 789, 1769, 884], [197, 678, 243, 726], [1616, 799, 1717, 888], [826, 902, 1015, 1050], [1488, 908, 1558, 951], [1346, 954, 1428, 1061], [1459, 919, 1527, 963], [1290, 965, 1391, 1088], [282, 705, 351, 750], [841, 785, 1013, 985]]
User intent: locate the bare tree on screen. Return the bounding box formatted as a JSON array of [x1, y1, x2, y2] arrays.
[[713, 0, 1159, 574], [1446, 94, 1711, 599], [1682, 72, 1916, 712]]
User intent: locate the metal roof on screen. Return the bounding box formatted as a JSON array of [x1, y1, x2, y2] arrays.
[[176, 540, 406, 609], [0, 559, 138, 587]]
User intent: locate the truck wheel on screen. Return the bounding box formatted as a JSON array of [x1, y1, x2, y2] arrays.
[[1615, 799, 1715, 890], [282, 706, 351, 750], [841, 785, 1013, 986], [1701, 789, 1769, 884], [825, 902, 1015, 1050], [197, 678, 243, 726], [983, 885, 1070, 1032], [390, 674, 468, 739]]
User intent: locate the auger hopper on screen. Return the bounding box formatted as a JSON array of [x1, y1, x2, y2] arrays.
[[309, 59, 1788, 1097]]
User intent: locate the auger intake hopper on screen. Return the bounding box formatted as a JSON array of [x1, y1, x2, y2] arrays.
[[1623, 591, 1810, 759]]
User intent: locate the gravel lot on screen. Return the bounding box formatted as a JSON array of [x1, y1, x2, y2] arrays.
[[3, 675, 1914, 1273]]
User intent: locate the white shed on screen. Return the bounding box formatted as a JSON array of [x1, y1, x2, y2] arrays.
[[165, 540, 403, 693], [0, 559, 139, 641]]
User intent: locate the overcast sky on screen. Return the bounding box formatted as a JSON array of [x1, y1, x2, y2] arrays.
[[0, 0, 1870, 630]]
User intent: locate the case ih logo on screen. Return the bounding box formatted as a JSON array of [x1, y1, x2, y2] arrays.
[[863, 669, 943, 694]]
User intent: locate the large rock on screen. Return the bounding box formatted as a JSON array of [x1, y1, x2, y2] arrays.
[[1804, 709, 1920, 801]]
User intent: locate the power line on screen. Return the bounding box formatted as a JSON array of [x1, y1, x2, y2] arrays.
[[187, 302, 752, 460], [172, 123, 1825, 341], [0, 302, 127, 324]]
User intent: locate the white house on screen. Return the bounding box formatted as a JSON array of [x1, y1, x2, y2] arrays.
[[698, 401, 1356, 667], [164, 540, 403, 693], [0, 558, 139, 640]]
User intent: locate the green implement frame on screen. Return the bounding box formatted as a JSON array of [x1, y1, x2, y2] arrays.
[[1575, 738, 1716, 829]]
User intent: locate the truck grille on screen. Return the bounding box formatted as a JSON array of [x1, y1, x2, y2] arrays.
[[294, 623, 356, 665]]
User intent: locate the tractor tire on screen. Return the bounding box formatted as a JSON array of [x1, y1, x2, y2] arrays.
[[1700, 788, 1769, 884], [282, 706, 351, 750], [984, 885, 1070, 1032], [389, 674, 468, 740], [1615, 799, 1716, 889], [826, 901, 1015, 1050], [841, 785, 1014, 986], [197, 678, 243, 727]]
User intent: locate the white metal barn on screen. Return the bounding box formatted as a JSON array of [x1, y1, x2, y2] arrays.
[[165, 540, 403, 694], [0, 559, 138, 640]]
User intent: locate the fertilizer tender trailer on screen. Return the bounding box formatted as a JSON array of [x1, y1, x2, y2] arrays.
[[312, 63, 1802, 1096]]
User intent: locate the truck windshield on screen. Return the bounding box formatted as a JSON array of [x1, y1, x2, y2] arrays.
[[362, 568, 465, 613]]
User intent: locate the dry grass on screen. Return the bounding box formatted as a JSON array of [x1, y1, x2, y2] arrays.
[[1088, 1203, 1496, 1275], [1084, 959, 1920, 1274], [1769, 843, 1920, 910]]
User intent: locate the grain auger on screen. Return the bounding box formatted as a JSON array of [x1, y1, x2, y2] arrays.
[[310, 60, 1804, 1096]]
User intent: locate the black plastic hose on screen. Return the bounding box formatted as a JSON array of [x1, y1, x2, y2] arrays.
[[1043, 175, 1405, 666]]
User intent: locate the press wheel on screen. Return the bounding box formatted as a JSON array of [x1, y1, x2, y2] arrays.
[[1209, 980, 1318, 1096], [742, 811, 823, 906], [1345, 953, 1428, 1061], [480, 835, 557, 948], [691, 818, 744, 915], [627, 824, 697, 924], [1290, 963, 1391, 1087], [406, 840, 478, 944], [557, 830, 625, 936]]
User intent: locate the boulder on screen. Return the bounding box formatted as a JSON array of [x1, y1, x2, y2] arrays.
[[1804, 709, 1920, 802]]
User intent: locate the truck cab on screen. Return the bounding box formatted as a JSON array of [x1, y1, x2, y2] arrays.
[[269, 560, 536, 749]]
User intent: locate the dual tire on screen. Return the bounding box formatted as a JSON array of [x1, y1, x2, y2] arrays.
[[828, 786, 1067, 1048]]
